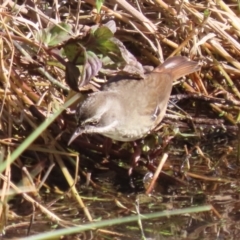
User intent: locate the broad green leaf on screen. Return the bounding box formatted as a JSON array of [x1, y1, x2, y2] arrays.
[[63, 43, 84, 64], [36, 23, 72, 46], [98, 39, 121, 56], [47, 23, 72, 46], [93, 26, 113, 43]]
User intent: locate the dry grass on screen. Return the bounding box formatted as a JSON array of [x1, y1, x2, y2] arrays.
[[1, 0, 240, 238]]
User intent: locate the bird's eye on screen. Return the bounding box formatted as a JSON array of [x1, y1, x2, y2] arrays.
[[87, 120, 99, 126], [89, 121, 98, 126]]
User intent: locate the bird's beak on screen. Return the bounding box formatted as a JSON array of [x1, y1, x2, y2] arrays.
[[68, 127, 82, 146]]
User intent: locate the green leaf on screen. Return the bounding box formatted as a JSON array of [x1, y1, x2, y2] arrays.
[[203, 9, 211, 20], [63, 43, 84, 64], [36, 23, 72, 47], [96, 0, 104, 13], [93, 26, 113, 43], [98, 39, 121, 56]]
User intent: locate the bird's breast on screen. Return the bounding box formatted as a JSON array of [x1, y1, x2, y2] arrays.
[[101, 124, 152, 142]]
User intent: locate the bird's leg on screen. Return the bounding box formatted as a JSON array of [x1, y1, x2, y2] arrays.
[[128, 140, 142, 176], [102, 137, 112, 159]]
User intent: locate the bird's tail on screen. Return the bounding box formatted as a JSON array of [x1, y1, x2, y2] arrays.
[[154, 56, 200, 80]]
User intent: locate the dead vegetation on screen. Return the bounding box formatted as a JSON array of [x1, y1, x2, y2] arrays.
[[1, 0, 240, 239]]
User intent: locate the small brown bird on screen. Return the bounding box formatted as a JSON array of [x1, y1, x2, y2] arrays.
[[68, 56, 200, 145]]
